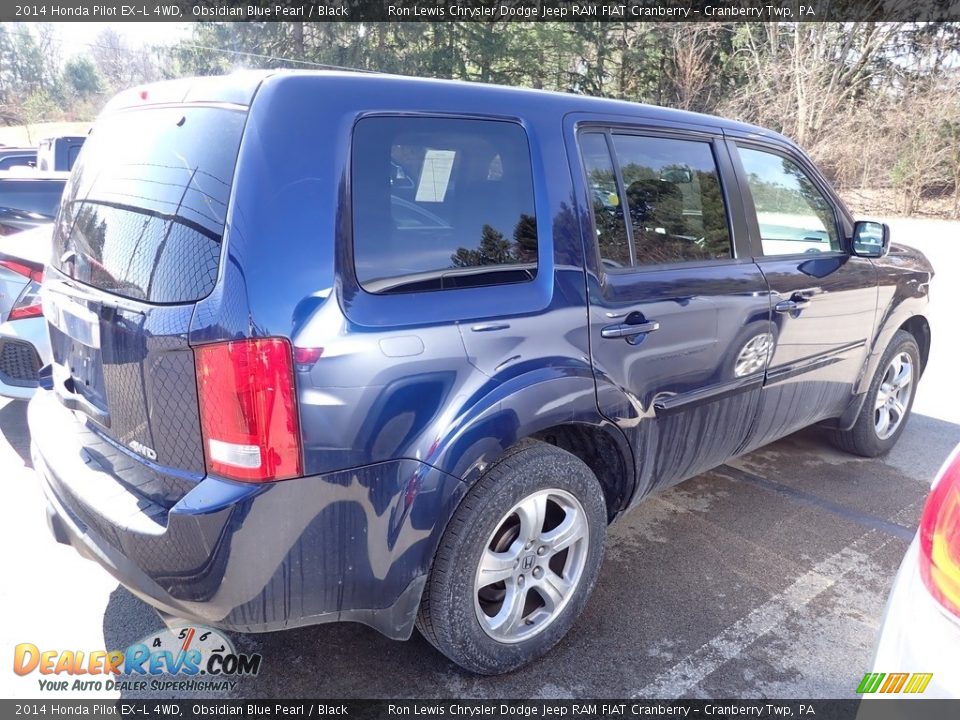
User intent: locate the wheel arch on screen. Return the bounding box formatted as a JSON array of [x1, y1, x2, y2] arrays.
[[899, 314, 930, 376], [529, 423, 634, 522], [425, 370, 636, 524], [834, 312, 929, 431]]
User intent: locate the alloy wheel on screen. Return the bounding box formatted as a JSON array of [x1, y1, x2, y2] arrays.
[[874, 351, 914, 440], [474, 489, 589, 644]]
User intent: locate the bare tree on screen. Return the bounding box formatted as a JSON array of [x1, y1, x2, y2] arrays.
[[91, 28, 163, 92], [666, 24, 723, 112]]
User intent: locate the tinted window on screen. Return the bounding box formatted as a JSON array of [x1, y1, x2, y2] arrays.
[[613, 135, 731, 265], [52, 107, 245, 303], [352, 117, 537, 294], [0, 155, 36, 170], [738, 146, 840, 255], [580, 133, 631, 268], [0, 180, 65, 216], [67, 145, 82, 170]]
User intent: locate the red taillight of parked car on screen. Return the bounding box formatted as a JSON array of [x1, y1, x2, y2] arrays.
[[919, 447, 960, 618], [5, 261, 44, 321], [0, 259, 42, 282], [194, 338, 303, 483]]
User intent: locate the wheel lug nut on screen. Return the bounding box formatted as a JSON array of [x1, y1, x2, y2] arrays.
[[517, 575, 525, 587], [525, 541, 533, 549], [537, 546, 546, 556], [532, 567, 543, 579]]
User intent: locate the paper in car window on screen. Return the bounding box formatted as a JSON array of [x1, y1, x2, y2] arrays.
[[416, 149, 456, 202]]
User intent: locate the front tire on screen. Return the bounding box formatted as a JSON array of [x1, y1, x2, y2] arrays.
[[831, 330, 920, 457], [416, 440, 607, 674]]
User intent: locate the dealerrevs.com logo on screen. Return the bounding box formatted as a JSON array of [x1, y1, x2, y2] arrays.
[[13, 626, 262, 693]]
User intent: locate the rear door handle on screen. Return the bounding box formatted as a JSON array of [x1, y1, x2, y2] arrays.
[[601, 320, 660, 339]]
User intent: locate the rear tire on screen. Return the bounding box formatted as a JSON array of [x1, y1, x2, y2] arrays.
[[416, 440, 606, 674], [831, 330, 920, 457]]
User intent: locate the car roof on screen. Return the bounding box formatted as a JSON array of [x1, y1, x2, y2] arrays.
[[116, 69, 794, 147]]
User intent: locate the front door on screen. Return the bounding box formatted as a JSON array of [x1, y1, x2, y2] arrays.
[[574, 126, 772, 500], [729, 142, 878, 449]]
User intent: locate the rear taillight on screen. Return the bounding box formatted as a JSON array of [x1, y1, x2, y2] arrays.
[[919, 446, 960, 617], [292, 346, 323, 371], [8, 277, 44, 321], [0, 259, 42, 282], [194, 338, 303, 483]]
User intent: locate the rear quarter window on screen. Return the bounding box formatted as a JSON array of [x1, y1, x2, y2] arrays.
[[351, 116, 538, 294]]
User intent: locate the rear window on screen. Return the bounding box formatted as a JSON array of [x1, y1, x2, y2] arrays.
[[0, 180, 65, 217], [52, 106, 245, 304], [352, 116, 538, 294]]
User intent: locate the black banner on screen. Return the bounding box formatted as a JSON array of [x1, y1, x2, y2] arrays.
[[4, 0, 960, 23], [4, 701, 960, 720]]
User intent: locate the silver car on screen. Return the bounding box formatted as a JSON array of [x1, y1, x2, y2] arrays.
[[0, 225, 52, 400], [871, 444, 960, 698]]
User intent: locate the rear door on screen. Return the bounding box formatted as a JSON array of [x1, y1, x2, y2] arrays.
[[728, 141, 878, 448], [42, 104, 247, 507], [572, 122, 771, 498]]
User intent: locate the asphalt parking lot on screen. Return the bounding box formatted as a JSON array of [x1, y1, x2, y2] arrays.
[[2, 217, 958, 700]]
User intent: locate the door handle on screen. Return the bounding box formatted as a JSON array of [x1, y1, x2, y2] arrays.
[[470, 322, 510, 332], [775, 296, 811, 313], [601, 320, 660, 339], [775, 299, 808, 313]]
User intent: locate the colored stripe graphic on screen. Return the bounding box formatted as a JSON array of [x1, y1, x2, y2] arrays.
[[857, 673, 885, 693], [904, 673, 933, 694], [881, 673, 909, 693], [857, 672, 933, 694]]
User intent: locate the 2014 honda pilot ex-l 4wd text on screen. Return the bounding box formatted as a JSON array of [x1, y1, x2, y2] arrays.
[[31, 71, 933, 674]]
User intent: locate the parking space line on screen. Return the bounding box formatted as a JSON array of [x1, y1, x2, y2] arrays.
[[632, 539, 885, 698], [718, 464, 917, 542]]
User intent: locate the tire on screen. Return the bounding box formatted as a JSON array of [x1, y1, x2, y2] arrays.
[[416, 440, 607, 674], [831, 330, 920, 457]]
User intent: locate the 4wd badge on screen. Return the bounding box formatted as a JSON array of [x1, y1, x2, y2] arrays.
[[128, 440, 157, 461]]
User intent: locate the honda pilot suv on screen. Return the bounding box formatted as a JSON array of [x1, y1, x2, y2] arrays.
[[31, 71, 933, 674]]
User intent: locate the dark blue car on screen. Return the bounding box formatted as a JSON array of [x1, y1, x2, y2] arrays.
[[30, 71, 933, 674]]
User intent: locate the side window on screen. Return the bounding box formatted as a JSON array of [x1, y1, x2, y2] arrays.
[[737, 146, 841, 255], [580, 132, 631, 268], [612, 135, 732, 264], [352, 117, 537, 294]]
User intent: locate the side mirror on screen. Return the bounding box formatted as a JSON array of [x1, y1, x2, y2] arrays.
[[851, 220, 890, 258]]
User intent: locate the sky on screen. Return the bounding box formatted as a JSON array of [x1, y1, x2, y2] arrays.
[[53, 22, 191, 57]]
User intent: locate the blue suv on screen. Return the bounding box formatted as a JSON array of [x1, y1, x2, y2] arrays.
[[31, 71, 933, 674]]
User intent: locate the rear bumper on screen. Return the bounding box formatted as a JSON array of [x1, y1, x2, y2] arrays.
[[0, 316, 49, 400], [29, 388, 466, 639], [872, 538, 960, 698]]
